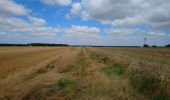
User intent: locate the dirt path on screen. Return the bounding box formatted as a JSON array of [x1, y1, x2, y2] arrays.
[[72, 47, 142, 100]]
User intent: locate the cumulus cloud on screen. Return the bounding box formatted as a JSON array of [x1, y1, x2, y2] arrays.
[[63, 25, 101, 36], [0, 16, 60, 38], [0, 15, 101, 42], [0, 0, 30, 16], [107, 28, 144, 35], [0, 32, 10, 39], [0, 0, 59, 38], [57, 25, 102, 45], [81, 0, 136, 21], [0, 0, 169, 45], [66, 2, 82, 19], [81, 11, 90, 21], [147, 31, 167, 39], [111, 15, 146, 27], [78, 0, 170, 29], [40, 0, 72, 6], [28, 16, 46, 26]]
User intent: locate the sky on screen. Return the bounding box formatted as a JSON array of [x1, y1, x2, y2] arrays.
[[0, 0, 170, 46]]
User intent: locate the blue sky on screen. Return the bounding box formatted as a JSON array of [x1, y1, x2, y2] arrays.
[[0, 0, 170, 46]]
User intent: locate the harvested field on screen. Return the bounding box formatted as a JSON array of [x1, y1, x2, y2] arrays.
[[0, 47, 169, 100]]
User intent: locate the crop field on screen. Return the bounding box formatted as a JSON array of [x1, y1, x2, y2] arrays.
[[0, 47, 170, 100]]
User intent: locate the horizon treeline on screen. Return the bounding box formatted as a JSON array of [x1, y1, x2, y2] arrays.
[[0, 43, 69, 46], [0, 43, 170, 47]]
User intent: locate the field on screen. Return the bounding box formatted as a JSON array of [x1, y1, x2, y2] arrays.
[[0, 47, 170, 100]]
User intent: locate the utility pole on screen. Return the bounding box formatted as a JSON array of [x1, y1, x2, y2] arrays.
[[143, 26, 149, 47], [144, 37, 147, 45]]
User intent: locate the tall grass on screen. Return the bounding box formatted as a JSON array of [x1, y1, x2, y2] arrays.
[[128, 67, 169, 100]]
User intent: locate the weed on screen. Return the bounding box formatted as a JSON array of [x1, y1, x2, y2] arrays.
[[129, 69, 169, 100], [90, 52, 110, 63], [102, 64, 125, 76], [58, 78, 78, 89], [75, 57, 88, 76], [57, 78, 78, 96]]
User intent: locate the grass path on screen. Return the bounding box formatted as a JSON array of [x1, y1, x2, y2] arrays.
[[72, 47, 143, 100]]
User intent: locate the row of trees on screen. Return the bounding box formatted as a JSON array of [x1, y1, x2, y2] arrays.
[[0, 43, 69, 46], [143, 44, 170, 47], [0, 43, 169, 47]]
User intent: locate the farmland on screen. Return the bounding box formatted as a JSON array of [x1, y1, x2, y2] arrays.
[[0, 47, 170, 100]]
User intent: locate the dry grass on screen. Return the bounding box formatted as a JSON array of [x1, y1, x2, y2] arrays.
[[0, 47, 169, 100], [0, 47, 66, 79]]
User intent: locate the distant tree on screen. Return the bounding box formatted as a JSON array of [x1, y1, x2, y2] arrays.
[[143, 44, 149, 47], [152, 45, 157, 48], [27, 43, 69, 46], [165, 44, 170, 47]]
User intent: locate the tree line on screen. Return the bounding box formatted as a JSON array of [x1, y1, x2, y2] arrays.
[[143, 44, 170, 47], [0, 43, 69, 46]]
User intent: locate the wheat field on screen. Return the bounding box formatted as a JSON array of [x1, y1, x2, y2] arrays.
[[0, 47, 169, 100]]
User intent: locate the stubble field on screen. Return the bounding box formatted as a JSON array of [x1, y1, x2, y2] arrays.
[[0, 47, 170, 100]]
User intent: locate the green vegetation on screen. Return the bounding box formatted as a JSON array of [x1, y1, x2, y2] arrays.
[[102, 64, 125, 76], [58, 78, 78, 90], [90, 52, 110, 63], [75, 55, 89, 76], [57, 78, 78, 96]]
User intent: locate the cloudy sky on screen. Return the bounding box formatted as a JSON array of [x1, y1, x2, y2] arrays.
[[0, 0, 170, 46]]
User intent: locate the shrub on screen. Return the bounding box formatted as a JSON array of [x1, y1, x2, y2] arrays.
[[152, 45, 157, 48], [165, 44, 170, 47], [143, 44, 150, 47]]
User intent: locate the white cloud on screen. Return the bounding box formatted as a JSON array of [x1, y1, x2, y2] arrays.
[[0, 0, 169, 45], [0, 0, 30, 16], [63, 25, 101, 36], [81, 11, 90, 21], [78, 0, 170, 29], [81, 0, 137, 21], [40, 0, 72, 6], [60, 25, 102, 45], [58, 27, 103, 45], [0, 16, 60, 38], [0, 32, 9, 39], [107, 28, 143, 35], [28, 16, 46, 26], [66, 2, 82, 19], [111, 15, 146, 27], [0, 15, 101, 42], [147, 31, 167, 39]]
